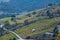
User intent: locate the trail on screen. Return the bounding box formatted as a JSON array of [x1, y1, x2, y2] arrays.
[[3, 28, 24, 40]]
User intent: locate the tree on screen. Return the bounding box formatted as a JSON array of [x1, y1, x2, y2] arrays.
[[11, 15, 17, 24], [46, 10, 54, 18], [11, 15, 16, 21], [0, 28, 4, 36], [12, 38, 16, 40], [52, 26, 59, 40], [32, 12, 36, 15]]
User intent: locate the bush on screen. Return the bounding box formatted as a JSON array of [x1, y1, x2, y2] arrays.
[[32, 12, 36, 15]]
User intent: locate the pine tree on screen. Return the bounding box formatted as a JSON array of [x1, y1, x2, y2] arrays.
[[52, 26, 59, 40]]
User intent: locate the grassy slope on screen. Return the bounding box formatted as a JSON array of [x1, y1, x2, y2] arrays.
[[0, 16, 35, 24], [16, 17, 60, 37], [0, 33, 18, 40], [0, 17, 15, 24]]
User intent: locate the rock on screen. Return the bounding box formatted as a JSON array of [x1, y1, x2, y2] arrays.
[[32, 29, 36, 32]]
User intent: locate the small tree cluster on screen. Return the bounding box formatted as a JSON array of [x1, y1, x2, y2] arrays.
[[32, 12, 36, 15], [0, 28, 4, 36], [46, 10, 54, 18], [52, 26, 59, 40]]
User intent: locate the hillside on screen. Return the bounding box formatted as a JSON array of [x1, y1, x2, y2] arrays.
[[15, 4, 60, 38], [0, 4, 60, 40]]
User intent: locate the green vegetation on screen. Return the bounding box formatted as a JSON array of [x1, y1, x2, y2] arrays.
[[53, 26, 59, 40], [0, 4, 60, 40], [0, 33, 18, 40], [0, 17, 15, 24], [16, 17, 60, 37]]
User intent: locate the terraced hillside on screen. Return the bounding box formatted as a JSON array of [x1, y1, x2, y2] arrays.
[[0, 33, 18, 40], [15, 5, 60, 38], [0, 4, 60, 40]]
